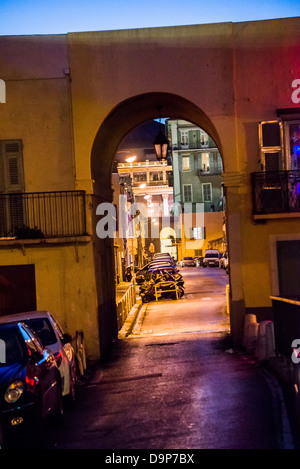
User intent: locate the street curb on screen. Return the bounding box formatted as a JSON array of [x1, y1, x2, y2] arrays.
[[118, 302, 143, 339]]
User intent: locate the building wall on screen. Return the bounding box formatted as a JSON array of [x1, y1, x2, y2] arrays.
[[0, 18, 299, 349], [0, 240, 100, 359], [0, 35, 75, 192], [232, 18, 300, 320]]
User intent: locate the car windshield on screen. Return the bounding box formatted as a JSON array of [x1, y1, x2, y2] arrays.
[[184, 257, 193, 260], [0, 325, 25, 365], [205, 253, 218, 258], [22, 318, 57, 346]]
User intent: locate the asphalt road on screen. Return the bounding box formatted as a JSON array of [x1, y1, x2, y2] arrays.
[[25, 267, 293, 450]]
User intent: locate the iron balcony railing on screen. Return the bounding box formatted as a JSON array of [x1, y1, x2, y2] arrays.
[[0, 190, 87, 239], [251, 170, 300, 215]]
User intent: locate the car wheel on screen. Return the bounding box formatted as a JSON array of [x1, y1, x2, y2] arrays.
[[142, 293, 151, 303], [66, 368, 78, 406], [0, 423, 5, 449]]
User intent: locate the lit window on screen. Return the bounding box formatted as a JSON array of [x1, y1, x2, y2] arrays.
[[201, 153, 210, 172], [200, 130, 209, 147], [180, 131, 188, 146], [287, 121, 300, 170], [193, 227, 205, 240], [182, 156, 190, 171]]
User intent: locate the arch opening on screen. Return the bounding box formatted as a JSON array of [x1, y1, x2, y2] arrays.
[[90, 92, 229, 353], [91, 92, 224, 197]]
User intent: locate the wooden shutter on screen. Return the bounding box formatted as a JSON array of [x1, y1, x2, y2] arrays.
[[189, 155, 195, 171], [258, 121, 283, 171], [2, 140, 24, 192]]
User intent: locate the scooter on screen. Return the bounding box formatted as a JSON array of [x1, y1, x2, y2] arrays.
[[139, 271, 184, 303]]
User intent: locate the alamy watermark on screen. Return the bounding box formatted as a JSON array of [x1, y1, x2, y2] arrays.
[[0, 79, 6, 103], [95, 196, 205, 243], [292, 79, 300, 104], [0, 339, 5, 364]]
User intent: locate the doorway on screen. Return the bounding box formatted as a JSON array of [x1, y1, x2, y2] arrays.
[[0, 264, 36, 316]]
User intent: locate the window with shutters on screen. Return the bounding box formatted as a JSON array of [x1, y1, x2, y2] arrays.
[[0, 140, 24, 193], [180, 131, 189, 148], [258, 121, 284, 171], [253, 114, 300, 215], [183, 184, 192, 202], [202, 183, 212, 202], [0, 140, 24, 237]]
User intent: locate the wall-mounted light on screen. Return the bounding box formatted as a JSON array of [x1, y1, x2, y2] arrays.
[[153, 105, 169, 162]]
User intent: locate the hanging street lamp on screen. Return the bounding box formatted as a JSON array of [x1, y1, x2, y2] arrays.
[[153, 106, 169, 162]]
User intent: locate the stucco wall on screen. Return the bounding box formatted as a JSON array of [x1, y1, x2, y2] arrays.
[[0, 17, 299, 347], [0, 241, 100, 359], [0, 35, 75, 192]]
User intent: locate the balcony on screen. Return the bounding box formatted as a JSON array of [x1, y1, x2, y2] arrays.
[[0, 191, 87, 239], [252, 170, 300, 216]]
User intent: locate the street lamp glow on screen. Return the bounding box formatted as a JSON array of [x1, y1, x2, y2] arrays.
[[139, 183, 146, 189], [125, 155, 137, 163], [144, 194, 151, 200]]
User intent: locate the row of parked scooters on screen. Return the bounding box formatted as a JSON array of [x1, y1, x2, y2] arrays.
[[138, 253, 185, 303], [139, 271, 185, 303]]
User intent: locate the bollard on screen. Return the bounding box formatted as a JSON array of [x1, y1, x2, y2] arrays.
[[255, 320, 276, 361], [244, 321, 259, 353]]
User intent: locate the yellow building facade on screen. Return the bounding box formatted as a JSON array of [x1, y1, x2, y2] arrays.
[[0, 18, 300, 358]]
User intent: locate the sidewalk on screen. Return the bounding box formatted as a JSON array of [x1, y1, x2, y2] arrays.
[[116, 281, 142, 338], [117, 300, 299, 448]]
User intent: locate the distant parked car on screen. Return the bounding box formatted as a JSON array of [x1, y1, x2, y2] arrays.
[[0, 321, 63, 447], [136, 258, 177, 284], [202, 249, 220, 267], [0, 311, 78, 404], [180, 257, 196, 267]]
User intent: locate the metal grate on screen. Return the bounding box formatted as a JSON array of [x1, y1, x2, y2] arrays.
[[252, 170, 300, 215], [0, 190, 86, 238]]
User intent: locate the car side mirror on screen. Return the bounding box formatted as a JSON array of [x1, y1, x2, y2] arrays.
[[31, 351, 44, 363], [61, 333, 72, 344]]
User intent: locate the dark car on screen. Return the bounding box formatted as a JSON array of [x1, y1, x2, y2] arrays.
[[148, 264, 179, 275], [0, 322, 63, 447]]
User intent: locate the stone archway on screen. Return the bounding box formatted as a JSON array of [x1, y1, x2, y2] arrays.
[[91, 92, 224, 196], [90, 92, 226, 353]]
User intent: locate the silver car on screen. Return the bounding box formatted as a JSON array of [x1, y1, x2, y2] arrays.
[[0, 311, 78, 404], [180, 257, 195, 267]]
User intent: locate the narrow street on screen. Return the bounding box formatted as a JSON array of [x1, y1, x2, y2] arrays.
[[38, 267, 291, 450]]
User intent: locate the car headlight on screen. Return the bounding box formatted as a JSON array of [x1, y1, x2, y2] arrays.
[[5, 381, 24, 403]]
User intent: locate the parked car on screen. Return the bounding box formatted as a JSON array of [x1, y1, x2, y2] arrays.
[[153, 254, 176, 265], [202, 249, 220, 267], [219, 252, 228, 270], [149, 264, 178, 274], [0, 321, 63, 447], [180, 257, 196, 267], [136, 258, 176, 284], [0, 311, 77, 404]]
